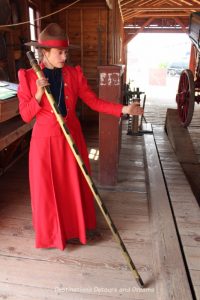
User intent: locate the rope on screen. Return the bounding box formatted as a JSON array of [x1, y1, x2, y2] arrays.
[[0, 0, 81, 28]]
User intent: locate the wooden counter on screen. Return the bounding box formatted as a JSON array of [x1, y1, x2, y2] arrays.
[[0, 96, 19, 123], [0, 90, 34, 172], [0, 115, 34, 151]]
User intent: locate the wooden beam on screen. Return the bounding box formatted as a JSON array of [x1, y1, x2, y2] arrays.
[[125, 17, 154, 44], [167, 0, 183, 6], [124, 12, 192, 20], [105, 0, 113, 9], [122, 7, 198, 20], [121, 0, 193, 7], [174, 17, 188, 32], [119, 0, 200, 8], [122, 7, 200, 11], [124, 15, 189, 31], [152, 0, 171, 6], [135, 0, 157, 6], [122, 9, 140, 19], [178, 0, 193, 5], [118, 0, 124, 21], [120, 0, 135, 7], [126, 28, 189, 33]]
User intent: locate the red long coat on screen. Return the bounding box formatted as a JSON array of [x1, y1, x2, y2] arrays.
[[17, 64, 123, 250]]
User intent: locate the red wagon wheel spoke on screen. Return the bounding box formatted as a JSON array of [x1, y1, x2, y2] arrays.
[[176, 69, 195, 127]]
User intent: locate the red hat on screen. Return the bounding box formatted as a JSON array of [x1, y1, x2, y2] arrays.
[[25, 23, 69, 49]]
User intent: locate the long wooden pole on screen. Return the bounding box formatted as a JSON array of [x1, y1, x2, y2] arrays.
[[26, 51, 144, 288]]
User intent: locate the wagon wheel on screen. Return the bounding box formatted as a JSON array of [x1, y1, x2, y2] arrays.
[[176, 69, 195, 128]]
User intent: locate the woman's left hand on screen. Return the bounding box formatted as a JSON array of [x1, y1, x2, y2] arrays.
[[122, 101, 144, 115]]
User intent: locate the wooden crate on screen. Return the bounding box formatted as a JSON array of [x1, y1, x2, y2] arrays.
[[0, 96, 19, 123]]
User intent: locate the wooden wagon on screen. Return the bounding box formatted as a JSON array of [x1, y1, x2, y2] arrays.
[[176, 12, 200, 127]]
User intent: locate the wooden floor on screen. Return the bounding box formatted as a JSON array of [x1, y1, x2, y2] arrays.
[[0, 111, 199, 299], [145, 93, 200, 300], [153, 125, 200, 300]]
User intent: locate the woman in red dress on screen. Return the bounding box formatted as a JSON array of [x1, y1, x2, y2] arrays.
[[17, 23, 143, 250]]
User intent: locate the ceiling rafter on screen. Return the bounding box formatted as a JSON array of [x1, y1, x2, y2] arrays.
[[137, 0, 157, 6], [174, 17, 188, 32], [118, 0, 124, 21], [167, 0, 182, 6], [123, 10, 143, 19], [178, 0, 193, 5], [122, 7, 200, 11], [152, 0, 172, 7], [121, 0, 136, 7], [125, 12, 191, 18], [125, 17, 154, 44], [120, 0, 200, 34]]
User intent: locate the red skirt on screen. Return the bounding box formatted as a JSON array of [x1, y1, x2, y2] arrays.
[[29, 121, 96, 250]]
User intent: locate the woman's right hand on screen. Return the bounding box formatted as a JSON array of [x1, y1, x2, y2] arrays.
[[35, 77, 49, 103]]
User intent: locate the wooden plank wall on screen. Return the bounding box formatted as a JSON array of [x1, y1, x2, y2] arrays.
[[52, 1, 108, 122], [108, 0, 124, 66], [0, 0, 42, 82]]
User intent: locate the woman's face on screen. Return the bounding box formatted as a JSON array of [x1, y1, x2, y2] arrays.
[[43, 48, 68, 68]]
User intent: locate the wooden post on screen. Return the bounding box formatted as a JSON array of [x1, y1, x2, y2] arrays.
[[98, 65, 124, 186]]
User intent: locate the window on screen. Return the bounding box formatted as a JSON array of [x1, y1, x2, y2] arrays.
[[28, 3, 40, 59]]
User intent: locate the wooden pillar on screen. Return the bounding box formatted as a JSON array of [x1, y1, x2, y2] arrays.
[[98, 65, 124, 186]]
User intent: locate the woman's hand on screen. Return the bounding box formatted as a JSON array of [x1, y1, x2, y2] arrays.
[[122, 101, 144, 116], [35, 77, 49, 103]]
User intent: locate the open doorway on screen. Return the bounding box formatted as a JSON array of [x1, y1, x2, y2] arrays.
[[127, 33, 191, 125]]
